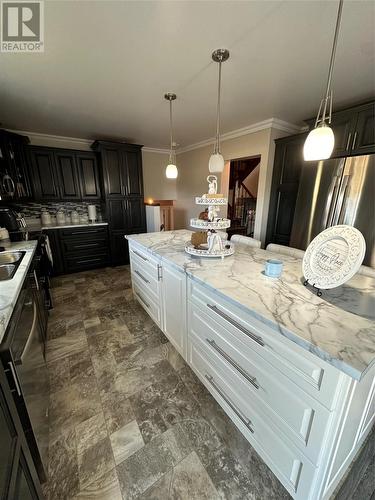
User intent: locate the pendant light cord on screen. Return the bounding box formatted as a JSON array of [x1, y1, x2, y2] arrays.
[[169, 98, 174, 164], [215, 59, 222, 154], [318, 0, 344, 126]]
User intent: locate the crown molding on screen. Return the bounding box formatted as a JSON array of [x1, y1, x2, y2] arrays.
[[176, 118, 303, 154], [8, 129, 170, 154]]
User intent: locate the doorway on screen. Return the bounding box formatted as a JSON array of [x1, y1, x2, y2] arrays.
[[226, 155, 260, 239]]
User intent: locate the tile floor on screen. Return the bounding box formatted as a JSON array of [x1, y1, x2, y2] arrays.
[[43, 266, 373, 500]]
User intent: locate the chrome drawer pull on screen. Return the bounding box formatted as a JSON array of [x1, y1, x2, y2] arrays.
[[135, 292, 150, 309], [206, 339, 259, 390], [134, 270, 150, 284], [205, 374, 254, 433], [132, 249, 148, 262], [207, 304, 264, 347]]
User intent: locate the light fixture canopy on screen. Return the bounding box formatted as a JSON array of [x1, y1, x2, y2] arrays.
[[304, 0, 344, 161], [209, 48, 229, 173], [165, 92, 178, 179]]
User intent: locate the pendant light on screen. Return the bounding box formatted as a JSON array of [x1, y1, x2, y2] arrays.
[[304, 0, 344, 161], [209, 48, 230, 173], [165, 93, 178, 179]]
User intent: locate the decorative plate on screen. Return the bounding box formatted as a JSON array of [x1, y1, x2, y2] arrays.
[[190, 218, 231, 229], [195, 196, 228, 206], [302, 225, 366, 289], [185, 241, 234, 258]]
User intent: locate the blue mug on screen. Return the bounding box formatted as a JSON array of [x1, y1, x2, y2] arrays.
[[264, 259, 283, 278]]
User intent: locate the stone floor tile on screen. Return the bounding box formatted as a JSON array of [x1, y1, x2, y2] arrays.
[[100, 387, 135, 435], [116, 426, 190, 499], [110, 418, 145, 465], [48, 357, 71, 393], [77, 437, 115, 491], [48, 428, 79, 500], [73, 468, 122, 500], [141, 451, 220, 500], [75, 412, 108, 456]]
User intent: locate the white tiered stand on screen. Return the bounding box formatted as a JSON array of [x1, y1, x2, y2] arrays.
[[185, 196, 235, 259]]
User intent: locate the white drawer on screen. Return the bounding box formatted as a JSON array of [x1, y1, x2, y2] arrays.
[[189, 306, 331, 465], [188, 336, 317, 499], [132, 276, 161, 328], [129, 242, 160, 281], [188, 280, 341, 410], [131, 258, 160, 302]]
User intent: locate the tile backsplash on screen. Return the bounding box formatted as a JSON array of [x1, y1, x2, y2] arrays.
[[9, 201, 105, 222]]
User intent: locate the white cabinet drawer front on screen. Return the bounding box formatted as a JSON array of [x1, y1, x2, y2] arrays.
[[189, 310, 330, 465], [188, 338, 317, 499], [133, 277, 161, 327], [189, 279, 340, 409], [131, 258, 160, 301], [129, 243, 160, 280]]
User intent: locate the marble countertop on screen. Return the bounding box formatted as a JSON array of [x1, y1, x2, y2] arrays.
[[127, 230, 375, 380], [25, 221, 109, 231], [0, 239, 38, 343]]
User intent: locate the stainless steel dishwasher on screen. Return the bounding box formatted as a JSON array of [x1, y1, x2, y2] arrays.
[[1, 283, 49, 483]]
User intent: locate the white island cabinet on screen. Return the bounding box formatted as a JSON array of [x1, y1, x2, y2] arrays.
[[127, 230, 375, 500]]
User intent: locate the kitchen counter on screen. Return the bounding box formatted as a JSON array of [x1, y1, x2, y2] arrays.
[[0, 239, 38, 343], [127, 229, 375, 380], [25, 221, 109, 231]]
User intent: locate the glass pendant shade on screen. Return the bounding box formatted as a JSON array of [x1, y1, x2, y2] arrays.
[[165, 163, 178, 179], [208, 152, 225, 173], [303, 124, 335, 161]]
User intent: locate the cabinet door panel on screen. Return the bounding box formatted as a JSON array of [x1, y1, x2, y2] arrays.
[[108, 199, 126, 230], [330, 110, 357, 158], [76, 153, 101, 200], [126, 197, 146, 233], [110, 231, 130, 265], [162, 265, 186, 356], [55, 151, 80, 200], [29, 148, 60, 200], [352, 104, 375, 155], [103, 147, 123, 197], [123, 150, 143, 196]]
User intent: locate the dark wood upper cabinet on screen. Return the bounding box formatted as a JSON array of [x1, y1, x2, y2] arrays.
[[123, 149, 143, 196], [352, 103, 375, 155], [100, 146, 124, 197], [0, 130, 31, 201], [29, 148, 60, 200], [76, 153, 101, 200], [28, 147, 102, 202], [328, 110, 357, 158], [54, 151, 81, 200]]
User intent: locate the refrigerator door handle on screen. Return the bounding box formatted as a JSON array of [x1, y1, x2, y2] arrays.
[[325, 175, 341, 228], [332, 174, 350, 226]]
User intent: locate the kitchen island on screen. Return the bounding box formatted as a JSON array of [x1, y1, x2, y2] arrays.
[[127, 229, 375, 500]]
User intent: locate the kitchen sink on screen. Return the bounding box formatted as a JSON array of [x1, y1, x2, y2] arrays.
[[0, 264, 16, 280], [0, 251, 24, 265], [0, 251, 25, 280]]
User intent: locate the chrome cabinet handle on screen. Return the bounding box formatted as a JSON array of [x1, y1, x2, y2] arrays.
[[74, 242, 100, 248], [345, 132, 352, 151], [205, 374, 254, 433], [352, 131, 358, 150], [135, 291, 150, 309], [76, 257, 102, 264], [70, 230, 100, 235], [132, 249, 148, 262], [135, 269, 149, 284], [207, 304, 264, 347], [8, 361, 22, 396], [157, 265, 162, 281], [206, 339, 259, 389]]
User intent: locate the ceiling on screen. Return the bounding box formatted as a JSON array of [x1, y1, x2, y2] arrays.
[[1, 0, 374, 148]]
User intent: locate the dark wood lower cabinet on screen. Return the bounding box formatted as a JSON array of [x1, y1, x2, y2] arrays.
[[45, 226, 110, 275], [0, 364, 42, 499]]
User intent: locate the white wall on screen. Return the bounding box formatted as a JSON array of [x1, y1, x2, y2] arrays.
[[175, 126, 290, 243], [142, 151, 177, 201]]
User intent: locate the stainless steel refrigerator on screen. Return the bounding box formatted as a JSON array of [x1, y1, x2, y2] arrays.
[[290, 154, 374, 267]]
